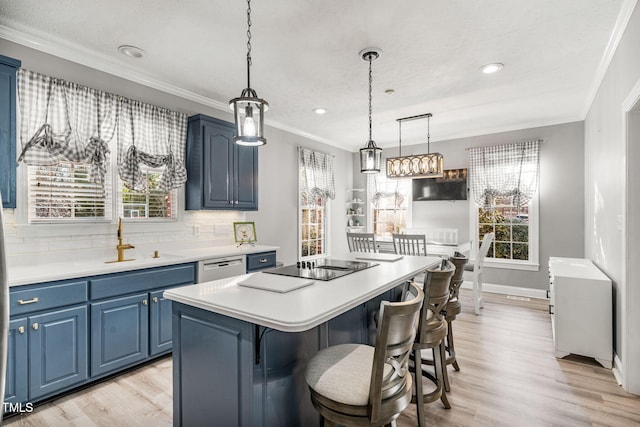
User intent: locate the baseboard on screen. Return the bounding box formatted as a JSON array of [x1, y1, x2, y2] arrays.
[[613, 353, 623, 386], [460, 281, 548, 299]]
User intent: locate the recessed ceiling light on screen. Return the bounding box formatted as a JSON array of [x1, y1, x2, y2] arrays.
[[385, 89, 395, 95], [118, 45, 145, 59], [481, 63, 504, 74], [313, 108, 327, 115]]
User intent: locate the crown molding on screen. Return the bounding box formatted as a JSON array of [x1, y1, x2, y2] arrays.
[[581, 0, 638, 119]]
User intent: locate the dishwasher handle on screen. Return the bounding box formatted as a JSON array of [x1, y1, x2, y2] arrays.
[[202, 258, 244, 271]]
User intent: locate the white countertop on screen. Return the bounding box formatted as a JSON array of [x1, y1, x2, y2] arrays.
[[8, 244, 279, 287], [164, 254, 441, 333]]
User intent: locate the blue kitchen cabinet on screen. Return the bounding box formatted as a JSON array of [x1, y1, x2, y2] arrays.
[[246, 251, 277, 272], [0, 55, 21, 208], [28, 306, 88, 400], [149, 289, 173, 356], [186, 114, 258, 210], [4, 318, 28, 409], [90, 293, 149, 377]]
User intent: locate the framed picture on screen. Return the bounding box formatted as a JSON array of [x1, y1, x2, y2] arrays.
[[233, 222, 257, 243]]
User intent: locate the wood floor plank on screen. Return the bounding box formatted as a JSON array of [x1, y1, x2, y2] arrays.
[[4, 289, 639, 426]]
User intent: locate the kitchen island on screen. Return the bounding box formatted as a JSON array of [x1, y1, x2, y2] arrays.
[[164, 254, 441, 427]]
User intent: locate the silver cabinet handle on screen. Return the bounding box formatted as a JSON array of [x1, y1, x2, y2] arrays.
[[18, 297, 39, 305], [229, 200, 233, 205], [152, 297, 158, 303], [142, 299, 148, 306], [32, 323, 39, 331], [259, 258, 268, 263]]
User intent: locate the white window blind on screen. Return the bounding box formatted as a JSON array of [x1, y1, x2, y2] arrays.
[[28, 161, 113, 222]]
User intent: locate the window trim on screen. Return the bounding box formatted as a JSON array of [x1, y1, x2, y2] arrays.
[[469, 190, 539, 272]]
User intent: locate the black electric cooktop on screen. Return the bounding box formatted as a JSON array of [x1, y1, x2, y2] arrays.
[[263, 259, 378, 281]]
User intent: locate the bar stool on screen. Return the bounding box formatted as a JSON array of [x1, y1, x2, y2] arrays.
[[305, 282, 424, 427], [443, 251, 468, 389], [412, 260, 455, 427]]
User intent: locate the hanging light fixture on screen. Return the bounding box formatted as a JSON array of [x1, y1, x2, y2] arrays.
[[359, 48, 383, 173], [386, 113, 444, 178], [229, 0, 268, 146]]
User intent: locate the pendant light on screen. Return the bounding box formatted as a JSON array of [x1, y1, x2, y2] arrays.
[[359, 48, 383, 174], [229, 0, 268, 146], [386, 113, 444, 178]]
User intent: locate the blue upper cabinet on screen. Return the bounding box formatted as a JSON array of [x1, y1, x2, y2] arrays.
[[186, 114, 258, 210], [0, 55, 21, 208]]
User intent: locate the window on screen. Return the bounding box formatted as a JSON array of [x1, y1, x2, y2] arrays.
[[368, 174, 411, 240], [469, 140, 540, 269], [28, 161, 112, 222], [300, 194, 326, 258], [298, 148, 335, 260], [28, 161, 177, 223], [120, 167, 176, 220], [477, 195, 530, 261]]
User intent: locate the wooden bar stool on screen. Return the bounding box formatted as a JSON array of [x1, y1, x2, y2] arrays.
[[443, 251, 468, 390], [412, 260, 455, 427], [305, 282, 424, 427], [347, 232, 378, 253]]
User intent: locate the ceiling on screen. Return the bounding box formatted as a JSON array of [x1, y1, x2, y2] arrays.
[[0, 0, 633, 152]]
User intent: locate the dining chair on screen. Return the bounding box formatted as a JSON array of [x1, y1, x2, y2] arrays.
[[412, 260, 455, 427], [392, 233, 428, 256], [464, 232, 495, 315], [305, 282, 424, 426], [347, 232, 378, 253]]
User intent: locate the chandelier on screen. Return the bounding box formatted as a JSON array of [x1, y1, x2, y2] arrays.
[[359, 48, 383, 173], [229, 0, 268, 146], [386, 113, 444, 178]]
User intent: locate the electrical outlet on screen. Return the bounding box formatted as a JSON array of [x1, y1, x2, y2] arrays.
[[193, 225, 200, 236]]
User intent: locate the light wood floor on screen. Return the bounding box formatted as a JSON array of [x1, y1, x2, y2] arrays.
[[4, 290, 640, 426]]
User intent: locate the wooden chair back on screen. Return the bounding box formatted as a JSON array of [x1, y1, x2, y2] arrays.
[[416, 260, 455, 344], [347, 232, 377, 253], [392, 233, 428, 256], [448, 251, 469, 300], [368, 281, 424, 424]]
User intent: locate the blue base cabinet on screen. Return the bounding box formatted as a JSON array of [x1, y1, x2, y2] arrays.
[[91, 294, 149, 377], [4, 262, 196, 411], [4, 319, 28, 411], [0, 55, 20, 208], [29, 306, 88, 400], [246, 251, 276, 272], [186, 114, 259, 210]]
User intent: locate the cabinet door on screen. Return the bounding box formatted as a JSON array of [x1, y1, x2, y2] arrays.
[[0, 56, 20, 208], [202, 121, 235, 209], [4, 318, 28, 409], [91, 294, 149, 377], [28, 306, 88, 400], [234, 144, 258, 210], [149, 290, 173, 356]]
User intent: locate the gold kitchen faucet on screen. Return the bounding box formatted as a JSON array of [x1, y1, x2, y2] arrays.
[[106, 217, 135, 263]]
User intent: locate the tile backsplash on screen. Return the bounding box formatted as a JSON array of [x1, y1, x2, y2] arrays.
[[2, 208, 245, 267]]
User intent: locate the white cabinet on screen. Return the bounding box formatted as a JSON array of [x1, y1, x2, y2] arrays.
[[346, 189, 366, 232], [548, 257, 612, 368]]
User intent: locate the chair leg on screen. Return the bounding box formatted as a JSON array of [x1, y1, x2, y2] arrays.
[[473, 277, 481, 315], [447, 321, 460, 372], [442, 331, 451, 393], [435, 342, 451, 409], [414, 351, 427, 427]]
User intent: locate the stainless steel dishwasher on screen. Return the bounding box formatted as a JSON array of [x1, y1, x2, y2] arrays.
[[197, 255, 246, 283]]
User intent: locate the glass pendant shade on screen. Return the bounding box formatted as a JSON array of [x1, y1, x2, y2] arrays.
[[229, 88, 268, 146], [360, 140, 382, 173]]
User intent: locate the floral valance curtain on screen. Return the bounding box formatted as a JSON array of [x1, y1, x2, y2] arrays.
[[299, 148, 335, 204], [469, 140, 540, 208], [17, 69, 187, 191]]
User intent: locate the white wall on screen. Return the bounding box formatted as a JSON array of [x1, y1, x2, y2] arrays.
[[584, 1, 640, 393], [0, 39, 353, 267]]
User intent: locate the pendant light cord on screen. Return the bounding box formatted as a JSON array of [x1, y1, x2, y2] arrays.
[[427, 113, 431, 153], [398, 120, 402, 156], [368, 56, 373, 142], [246, 0, 252, 89]]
